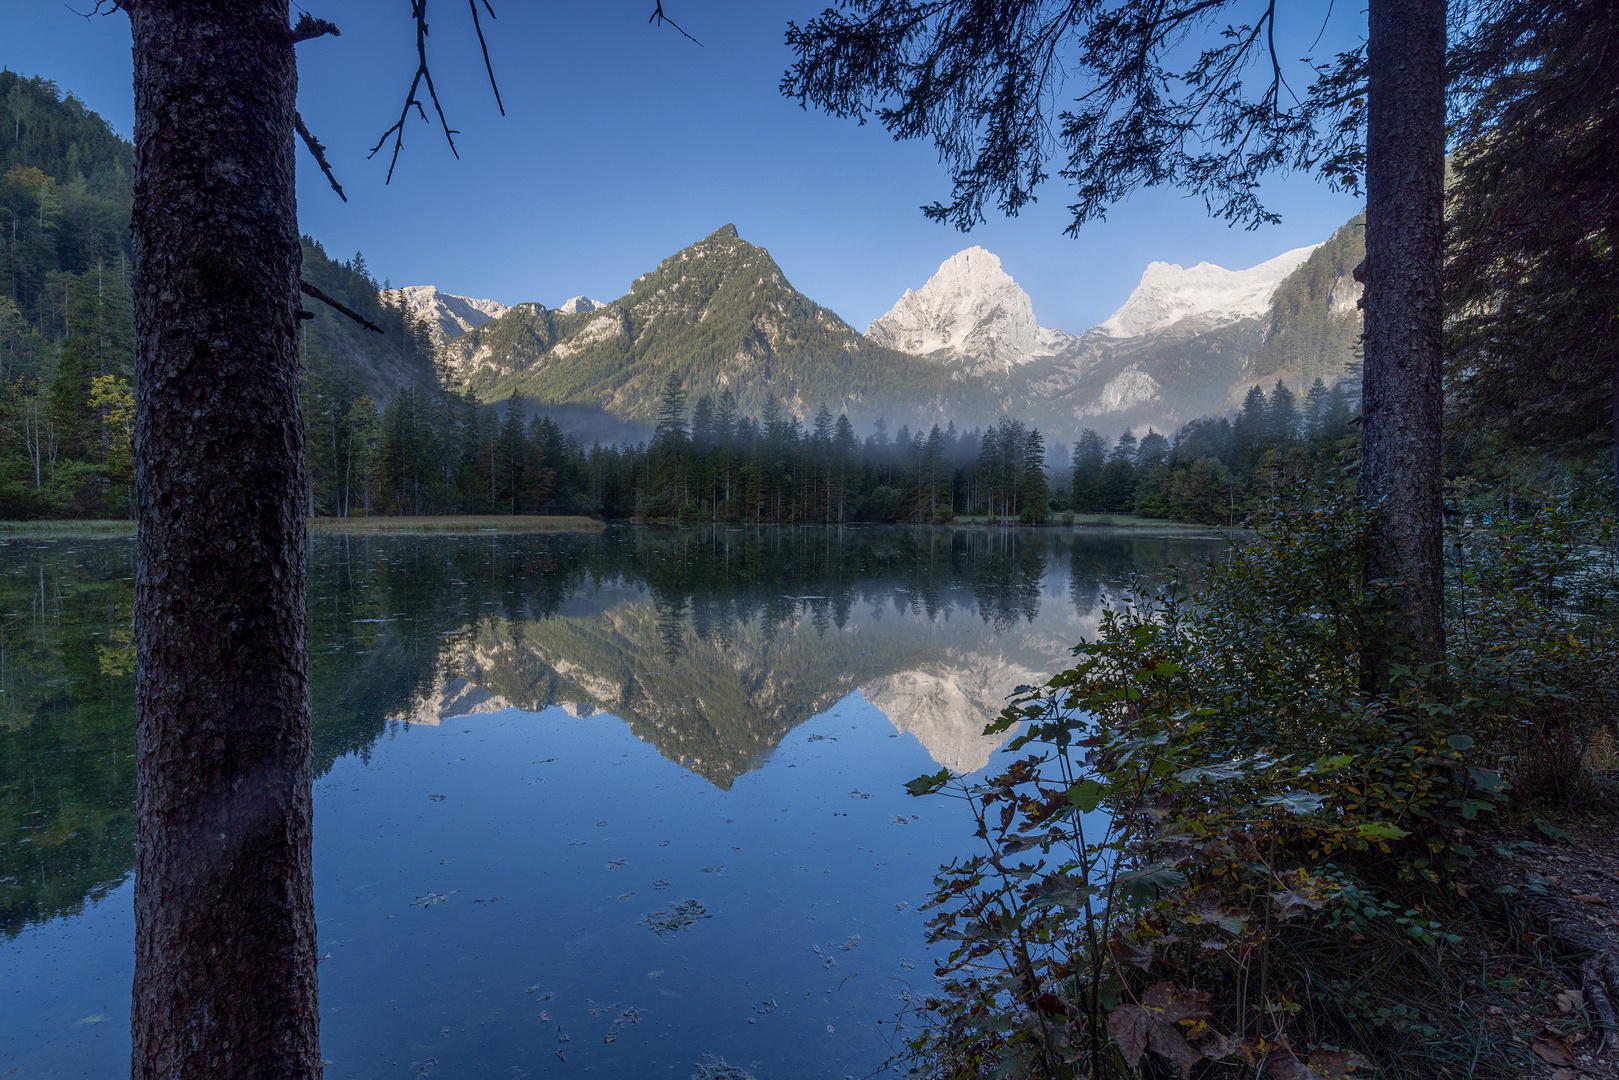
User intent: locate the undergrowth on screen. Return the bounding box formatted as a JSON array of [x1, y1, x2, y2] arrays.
[[898, 483, 1618, 1079]]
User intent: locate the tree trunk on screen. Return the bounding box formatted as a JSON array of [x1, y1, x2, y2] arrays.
[[129, 3, 317, 1078], [1361, 0, 1448, 675]]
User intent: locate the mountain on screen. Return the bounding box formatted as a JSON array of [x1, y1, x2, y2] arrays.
[[1095, 246, 1319, 338], [441, 224, 985, 427], [556, 296, 604, 314], [865, 247, 1076, 375], [395, 285, 508, 342]]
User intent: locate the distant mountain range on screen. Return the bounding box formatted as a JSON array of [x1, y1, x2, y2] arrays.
[[395, 217, 1364, 442]]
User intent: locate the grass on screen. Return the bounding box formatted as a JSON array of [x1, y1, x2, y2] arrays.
[[308, 515, 604, 534], [0, 515, 605, 537], [0, 519, 135, 536]]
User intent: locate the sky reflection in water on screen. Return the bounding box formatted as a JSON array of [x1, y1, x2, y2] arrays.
[[0, 524, 1225, 1078]]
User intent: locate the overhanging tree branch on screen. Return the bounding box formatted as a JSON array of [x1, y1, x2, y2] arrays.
[[294, 112, 346, 201], [300, 280, 384, 334]]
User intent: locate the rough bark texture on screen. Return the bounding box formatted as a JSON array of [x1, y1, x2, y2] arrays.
[[128, 3, 317, 1078], [1361, 0, 1448, 670]]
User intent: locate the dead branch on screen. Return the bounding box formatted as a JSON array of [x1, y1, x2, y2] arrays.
[[369, 0, 461, 183], [468, 0, 505, 115], [649, 1, 703, 47], [299, 281, 384, 335], [295, 113, 347, 202]]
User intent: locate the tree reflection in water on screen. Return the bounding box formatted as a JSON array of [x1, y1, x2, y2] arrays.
[[0, 524, 1222, 938]]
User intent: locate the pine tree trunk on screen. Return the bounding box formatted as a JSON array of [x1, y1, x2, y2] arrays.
[[128, 3, 317, 1078], [1361, 0, 1447, 673]]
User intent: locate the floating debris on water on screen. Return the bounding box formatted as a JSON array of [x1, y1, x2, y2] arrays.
[[652, 878, 672, 890], [752, 999, 777, 1014], [840, 934, 860, 950], [691, 1052, 757, 1080], [849, 790, 872, 800], [427, 794, 447, 802], [644, 899, 711, 935], [807, 734, 837, 743], [895, 901, 909, 912], [700, 864, 724, 874], [889, 815, 911, 825], [606, 858, 628, 871], [569, 839, 587, 846], [604, 1008, 642, 1041], [647, 970, 664, 979], [618, 892, 635, 900], [411, 891, 457, 907]]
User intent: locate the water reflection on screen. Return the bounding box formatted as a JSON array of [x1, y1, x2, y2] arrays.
[[2, 525, 1218, 940]]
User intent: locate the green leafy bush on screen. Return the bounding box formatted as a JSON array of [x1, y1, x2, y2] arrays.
[[900, 485, 1617, 1079]]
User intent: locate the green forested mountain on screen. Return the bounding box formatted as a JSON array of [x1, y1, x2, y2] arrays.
[[1246, 214, 1365, 384], [443, 224, 988, 427]]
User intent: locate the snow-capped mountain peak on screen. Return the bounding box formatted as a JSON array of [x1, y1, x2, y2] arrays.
[[556, 295, 605, 314], [1095, 246, 1320, 339], [866, 247, 1072, 374], [395, 285, 508, 341]]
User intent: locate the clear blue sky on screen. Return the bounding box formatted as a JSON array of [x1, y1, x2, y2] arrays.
[[5, 1, 1365, 333]]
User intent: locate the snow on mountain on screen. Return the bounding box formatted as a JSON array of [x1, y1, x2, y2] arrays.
[[866, 247, 1075, 374], [1096, 246, 1320, 339], [555, 295, 605, 314], [396, 285, 508, 341]]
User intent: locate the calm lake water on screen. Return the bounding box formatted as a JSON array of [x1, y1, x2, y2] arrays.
[[0, 525, 1224, 1079]]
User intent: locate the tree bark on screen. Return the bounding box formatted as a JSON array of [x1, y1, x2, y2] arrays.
[[1361, 0, 1448, 675], [128, 3, 317, 1078]]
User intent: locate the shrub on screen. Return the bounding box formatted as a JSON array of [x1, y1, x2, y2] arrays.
[[900, 483, 1617, 1079]]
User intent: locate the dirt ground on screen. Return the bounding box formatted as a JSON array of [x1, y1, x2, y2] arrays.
[[1469, 814, 1619, 1079]]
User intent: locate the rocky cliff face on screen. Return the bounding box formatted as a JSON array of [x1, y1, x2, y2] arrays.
[[396, 285, 508, 342], [866, 247, 1076, 375]]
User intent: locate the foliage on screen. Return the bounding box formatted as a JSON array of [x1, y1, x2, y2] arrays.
[[781, 2, 1365, 233], [1444, 0, 1619, 505], [1248, 215, 1365, 383], [900, 485, 1618, 1078]]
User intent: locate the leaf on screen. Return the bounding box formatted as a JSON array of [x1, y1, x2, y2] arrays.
[[1306, 1048, 1366, 1078], [1108, 939, 1154, 971], [1531, 1035, 1575, 1065], [1107, 1004, 1150, 1068], [1175, 760, 1250, 783], [1356, 821, 1410, 841], [905, 769, 951, 797], [1068, 778, 1106, 813], [1264, 790, 1328, 814], [1467, 767, 1510, 795], [1535, 818, 1573, 844], [1445, 733, 1476, 751]]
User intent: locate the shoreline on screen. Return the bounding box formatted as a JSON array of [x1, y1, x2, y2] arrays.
[[0, 516, 605, 538]]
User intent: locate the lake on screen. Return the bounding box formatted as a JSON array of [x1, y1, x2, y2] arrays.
[[0, 524, 1225, 1079]]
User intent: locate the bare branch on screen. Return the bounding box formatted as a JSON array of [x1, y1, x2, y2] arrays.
[[468, 0, 506, 115], [368, 0, 461, 184], [649, 1, 704, 47], [295, 112, 347, 202], [299, 281, 384, 334]]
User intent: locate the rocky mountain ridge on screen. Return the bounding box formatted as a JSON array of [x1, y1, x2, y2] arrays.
[[405, 218, 1362, 441]]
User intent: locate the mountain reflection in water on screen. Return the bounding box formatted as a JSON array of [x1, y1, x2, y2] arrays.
[[2, 524, 1223, 940]]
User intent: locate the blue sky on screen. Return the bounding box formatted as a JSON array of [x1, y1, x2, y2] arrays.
[[6, 1, 1366, 333]]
